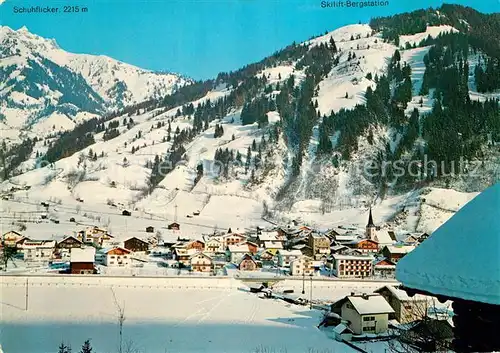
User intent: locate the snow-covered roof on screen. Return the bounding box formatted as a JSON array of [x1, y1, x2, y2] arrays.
[[375, 285, 426, 302], [397, 183, 500, 305], [384, 245, 416, 254], [335, 234, 361, 242], [375, 229, 396, 245], [264, 241, 283, 249], [278, 250, 302, 257], [333, 254, 374, 261], [70, 247, 95, 263], [333, 323, 353, 335], [228, 244, 251, 253], [257, 231, 279, 241], [348, 295, 395, 315], [21, 240, 56, 248]]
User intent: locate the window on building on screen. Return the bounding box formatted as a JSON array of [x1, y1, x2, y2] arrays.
[[363, 326, 376, 332], [363, 316, 375, 321]]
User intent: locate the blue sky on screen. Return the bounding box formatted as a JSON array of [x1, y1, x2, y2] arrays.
[[1, 0, 498, 79]]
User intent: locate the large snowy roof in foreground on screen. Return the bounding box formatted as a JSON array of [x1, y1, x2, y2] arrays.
[[396, 183, 500, 305]]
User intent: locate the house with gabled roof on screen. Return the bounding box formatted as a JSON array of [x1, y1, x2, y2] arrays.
[[239, 253, 257, 271], [381, 245, 416, 263], [21, 240, 56, 264], [189, 252, 213, 272], [330, 293, 395, 335], [2, 231, 24, 247], [374, 285, 428, 324], [373, 258, 396, 278], [70, 247, 96, 274], [277, 249, 303, 267], [124, 237, 149, 253], [103, 247, 131, 267]]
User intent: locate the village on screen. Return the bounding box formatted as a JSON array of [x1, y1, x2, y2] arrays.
[[1, 207, 426, 280], [2, 207, 447, 350]]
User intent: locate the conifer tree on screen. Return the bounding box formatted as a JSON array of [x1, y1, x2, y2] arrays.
[[79, 340, 92, 353]]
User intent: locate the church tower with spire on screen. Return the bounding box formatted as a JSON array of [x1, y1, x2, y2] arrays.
[[366, 207, 376, 240]]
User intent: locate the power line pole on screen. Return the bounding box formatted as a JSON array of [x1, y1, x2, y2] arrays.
[[309, 274, 313, 310], [25, 278, 29, 311]]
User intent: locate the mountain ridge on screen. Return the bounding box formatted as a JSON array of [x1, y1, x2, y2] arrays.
[[1, 4, 499, 234]]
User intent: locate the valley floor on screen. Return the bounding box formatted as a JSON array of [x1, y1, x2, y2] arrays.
[[0, 276, 393, 353]]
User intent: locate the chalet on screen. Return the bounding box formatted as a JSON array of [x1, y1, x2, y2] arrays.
[[256, 231, 286, 247], [174, 248, 198, 266], [189, 252, 213, 272], [381, 245, 415, 263], [331, 254, 374, 279], [239, 253, 258, 271], [396, 184, 500, 352], [124, 237, 149, 253], [2, 231, 24, 247], [70, 247, 95, 274], [21, 240, 56, 264], [168, 222, 180, 230], [122, 210, 131, 216], [290, 256, 314, 276], [374, 285, 429, 324], [221, 233, 246, 248], [277, 249, 302, 267], [82, 226, 113, 247], [346, 239, 379, 254], [57, 236, 83, 250], [185, 240, 205, 252], [103, 247, 132, 267], [373, 258, 396, 278], [145, 226, 155, 233], [307, 233, 331, 260], [204, 237, 224, 253], [330, 293, 394, 335], [226, 243, 253, 263]]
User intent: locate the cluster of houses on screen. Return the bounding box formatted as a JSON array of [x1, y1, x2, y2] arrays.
[[1, 209, 429, 277], [322, 284, 453, 350]]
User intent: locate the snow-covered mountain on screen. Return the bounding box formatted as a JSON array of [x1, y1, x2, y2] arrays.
[[1, 5, 499, 239], [0, 26, 189, 143]]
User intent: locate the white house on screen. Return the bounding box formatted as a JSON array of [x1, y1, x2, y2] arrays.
[[226, 243, 252, 263], [81, 226, 113, 247], [204, 237, 224, 253], [103, 247, 131, 267], [331, 254, 374, 278], [290, 256, 314, 276], [277, 249, 303, 267], [21, 240, 56, 264], [190, 252, 213, 272], [331, 294, 395, 335], [221, 233, 247, 248]]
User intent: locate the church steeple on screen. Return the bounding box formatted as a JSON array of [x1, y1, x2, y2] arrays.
[[366, 207, 376, 240], [367, 207, 375, 227]]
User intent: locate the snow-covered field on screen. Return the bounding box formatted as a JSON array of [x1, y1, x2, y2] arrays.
[[0, 276, 394, 353]]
